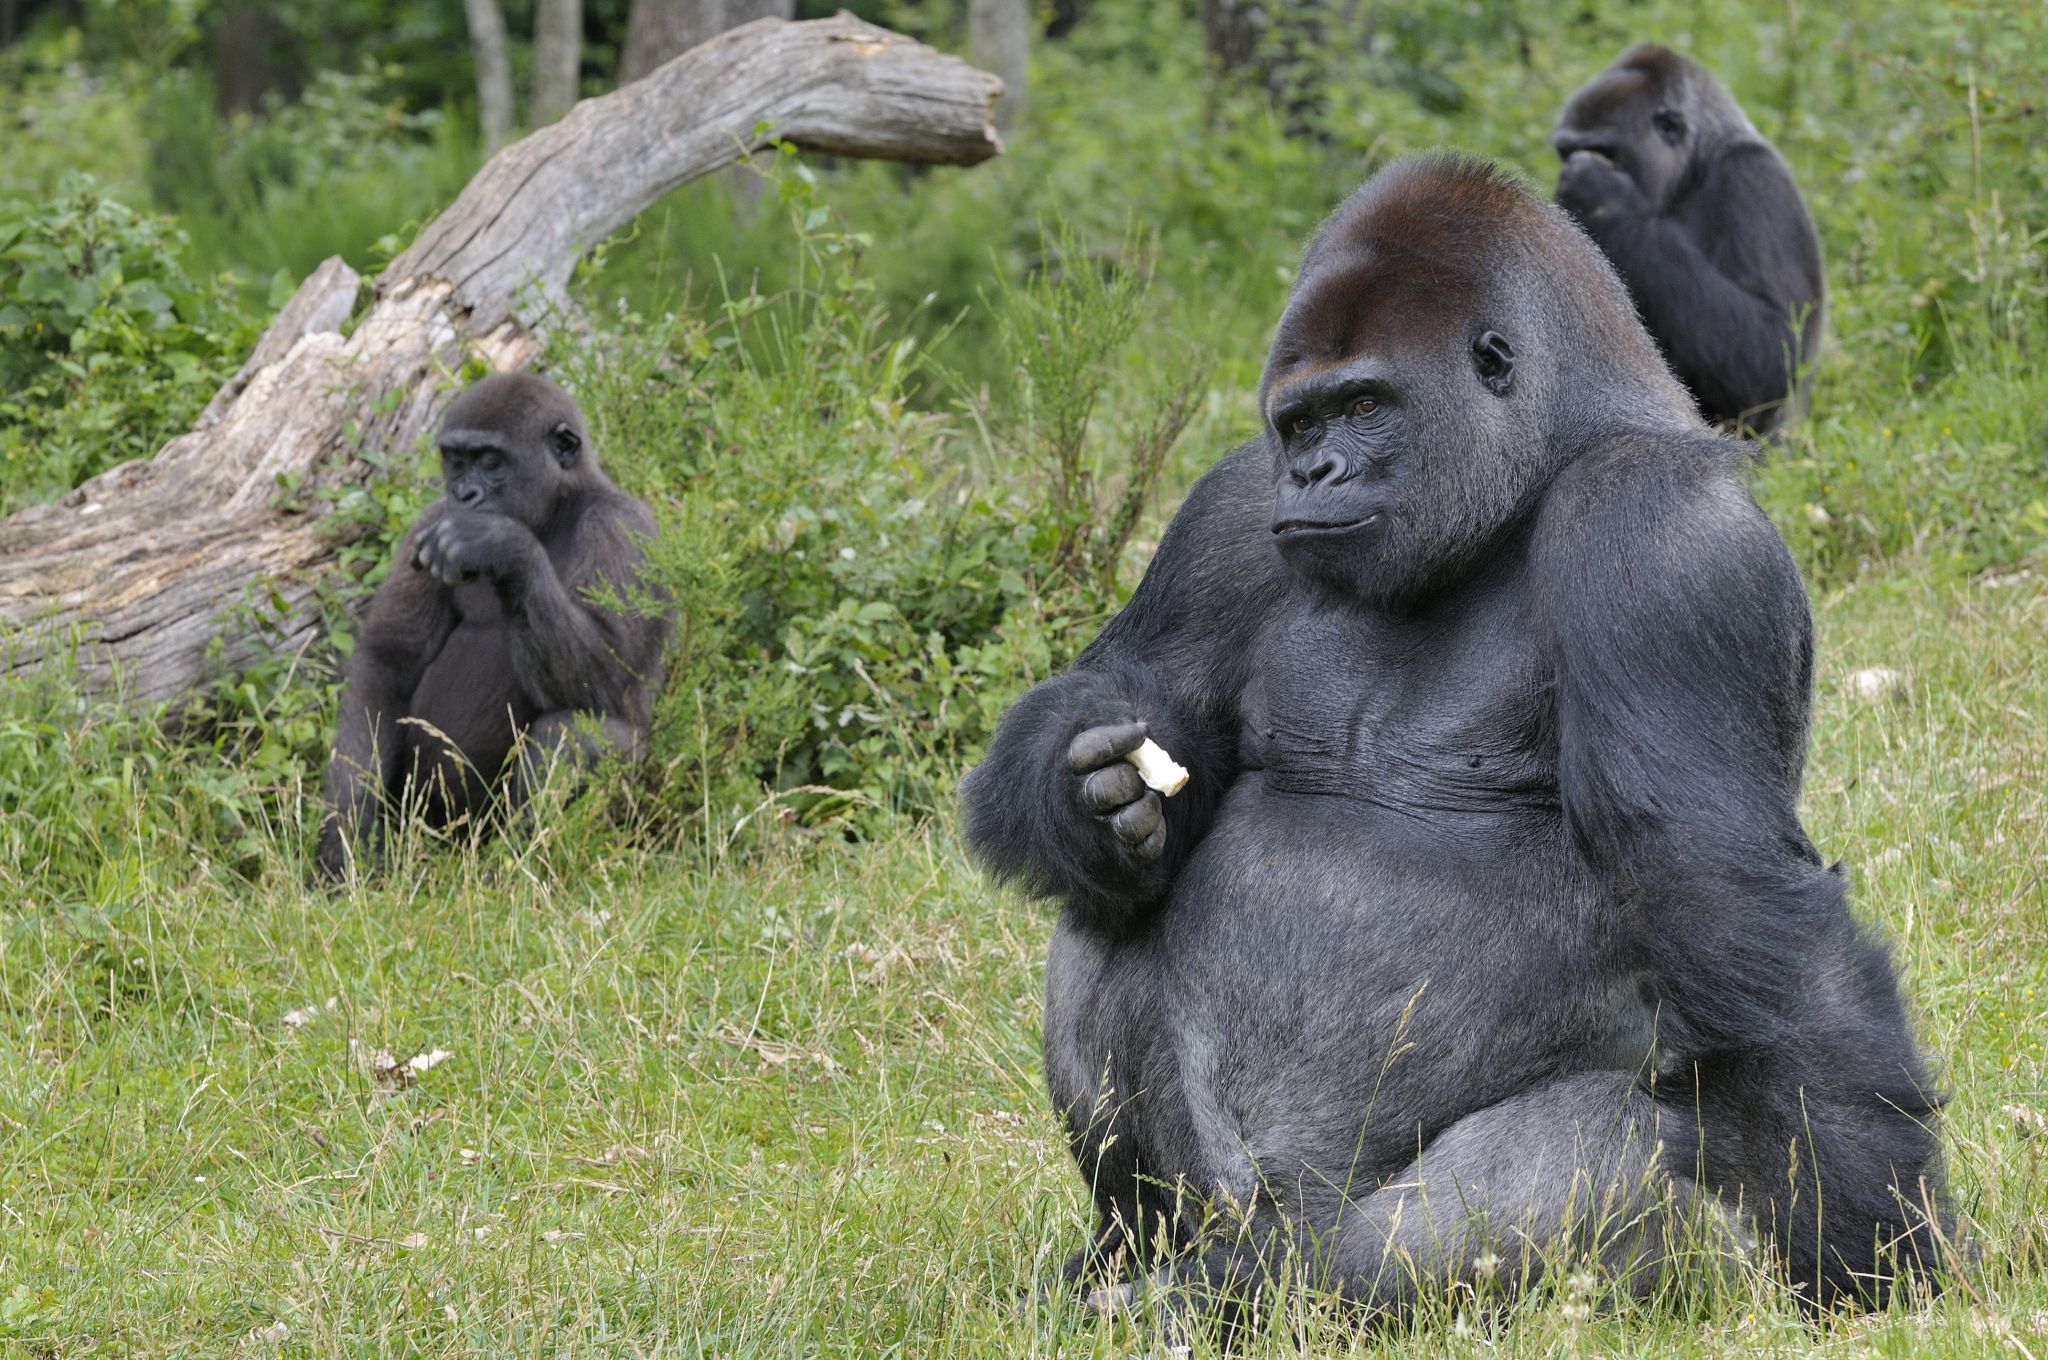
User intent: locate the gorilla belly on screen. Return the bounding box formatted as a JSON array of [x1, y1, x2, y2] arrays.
[[1049, 775, 1651, 1211], [404, 616, 535, 821]]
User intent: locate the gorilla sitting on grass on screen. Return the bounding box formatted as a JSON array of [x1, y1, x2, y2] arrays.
[[316, 374, 670, 880], [962, 155, 1942, 1339]]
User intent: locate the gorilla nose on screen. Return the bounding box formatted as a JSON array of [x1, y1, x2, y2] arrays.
[[1290, 453, 1349, 488], [453, 485, 483, 507], [1552, 132, 1613, 162]]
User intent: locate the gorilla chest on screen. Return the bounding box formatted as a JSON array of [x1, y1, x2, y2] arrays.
[[1237, 603, 1554, 809]]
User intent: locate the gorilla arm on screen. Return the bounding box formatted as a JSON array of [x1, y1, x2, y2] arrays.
[[1542, 440, 1830, 1049], [317, 515, 457, 880], [960, 444, 1284, 935], [414, 502, 663, 718], [1559, 146, 1817, 426], [1540, 440, 1941, 1303]]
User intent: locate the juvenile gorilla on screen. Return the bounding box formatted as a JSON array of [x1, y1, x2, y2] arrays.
[[962, 157, 1941, 1332], [1552, 45, 1824, 435], [316, 373, 669, 880]]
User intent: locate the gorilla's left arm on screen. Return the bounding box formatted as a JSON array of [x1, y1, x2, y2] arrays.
[[1562, 146, 1821, 424], [1539, 440, 1839, 1057], [1540, 439, 1944, 1298], [423, 499, 664, 715]]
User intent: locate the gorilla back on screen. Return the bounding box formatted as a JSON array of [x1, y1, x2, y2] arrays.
[[962, 156, 1941, 1329]]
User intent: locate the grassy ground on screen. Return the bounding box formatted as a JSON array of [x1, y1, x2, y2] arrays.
[[1, 560, 2043, 1356]]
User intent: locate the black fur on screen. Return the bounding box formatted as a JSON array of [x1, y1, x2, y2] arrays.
[[961, 156, 1941, 1333], [1552, 45, 1825, 436], [315, 373, 671, 880]]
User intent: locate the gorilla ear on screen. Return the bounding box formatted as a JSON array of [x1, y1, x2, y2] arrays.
[[1472, 331, 1515, 397], [548, 422, 583, 469]]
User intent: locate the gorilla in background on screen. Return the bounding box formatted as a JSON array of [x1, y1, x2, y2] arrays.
[[961, 156, 1941, 1337], [316, 373, 670, 881], [1552, 45, 1824, 436]]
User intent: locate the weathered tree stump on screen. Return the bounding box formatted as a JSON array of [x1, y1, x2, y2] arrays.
[[0, 12, 1002, 707]]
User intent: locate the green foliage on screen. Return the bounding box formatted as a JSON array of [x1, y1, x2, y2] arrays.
[[564, 161, 1164, 833], [144, 65, 478, 285], [0, 30, 154, 203], [984, 221, 1211, 592], [0, 175, 255, 515]]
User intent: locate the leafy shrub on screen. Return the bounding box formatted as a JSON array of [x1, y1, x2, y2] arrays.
[[562, 158, 1207, 835], [144, 66, 475, 285], [0, 175, 256, 515]]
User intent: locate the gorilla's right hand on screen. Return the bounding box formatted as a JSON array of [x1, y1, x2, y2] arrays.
[[1066, 719, 1166, 864]]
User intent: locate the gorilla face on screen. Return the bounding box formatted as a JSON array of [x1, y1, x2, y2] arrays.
[[1261, 245, 1522, 611], [436, 373, 590, 531], [1550, 59, 1693, 211]]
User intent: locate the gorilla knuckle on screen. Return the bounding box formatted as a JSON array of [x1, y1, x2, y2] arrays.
[[1079, 761, 1142, 807], [1109, 793, 1161, 845]]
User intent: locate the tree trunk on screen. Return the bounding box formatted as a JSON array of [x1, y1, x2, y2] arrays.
[[529, 0, 582, 127], [213, 4, 302, 114], [619, 0, 796, 83], [0, 14, 1003, 708], [464, 0, 515, 151], [620, 0, 797, 218], [967, 0, 1028, 131], [465, 0, 516, 150], [1201, 0, 1266, 73]]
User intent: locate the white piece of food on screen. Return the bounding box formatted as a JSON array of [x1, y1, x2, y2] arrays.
[[1126, 737, 1190, 797]]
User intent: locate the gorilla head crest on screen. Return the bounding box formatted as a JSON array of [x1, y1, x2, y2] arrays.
[[1259, 155, 1692, 610]]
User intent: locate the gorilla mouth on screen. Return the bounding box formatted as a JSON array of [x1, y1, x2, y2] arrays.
[[1272, 513, 1381, 536]]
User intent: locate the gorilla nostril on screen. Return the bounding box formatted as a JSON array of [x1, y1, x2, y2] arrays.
[[1304, 455, 1344, 486]]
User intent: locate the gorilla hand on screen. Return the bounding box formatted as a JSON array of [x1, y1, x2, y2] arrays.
[[1067, 719, 1166, 864], [412, 510, 543, 587], [1556, 150, 1648, 227]]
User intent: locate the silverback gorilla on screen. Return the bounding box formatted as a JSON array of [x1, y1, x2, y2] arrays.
[[316, 374, 669, 880], [1552, 45, 1824, 436], [961, 157, 1941, 1334]]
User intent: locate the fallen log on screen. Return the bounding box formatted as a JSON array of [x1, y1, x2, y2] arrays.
[[0, 12, 1002, 707]]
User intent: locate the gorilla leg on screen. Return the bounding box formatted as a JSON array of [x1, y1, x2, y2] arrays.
[[505, 710, 640, 809], [1104, 1073, 1750, 1332]]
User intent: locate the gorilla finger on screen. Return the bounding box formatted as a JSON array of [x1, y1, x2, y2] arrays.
[[1078, 762, 1145, 813], [1109, 792, 1162, 846], [1130, 821, 1166, 865], [1083, 1282, 1136, 1317], [1065, 720, 1149, 773]]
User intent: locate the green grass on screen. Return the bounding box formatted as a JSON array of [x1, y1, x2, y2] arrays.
[[1, 560, 2044, 1356]]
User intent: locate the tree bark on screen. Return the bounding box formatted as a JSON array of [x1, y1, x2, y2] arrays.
[[619, 0, 796, 216], [529, 0, 582, 127], [0, 14, 1003, 708], [967, 0, 1029, 131], [464, 0, 516, 151], [619, 0, 794, 86]]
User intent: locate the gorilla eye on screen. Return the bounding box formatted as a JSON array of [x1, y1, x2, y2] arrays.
[[1653, 109, 1686, 143], [1289, 415, 1314, 436], [550, 423, 582, 455], [479, 452, 503, 472], [1351, 398, 1378, 418]]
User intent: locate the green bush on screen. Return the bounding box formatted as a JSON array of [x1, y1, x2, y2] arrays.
[[144, 65, 477, 286], [0, 175, 256, 516], [521, 157, 1210, 842]]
